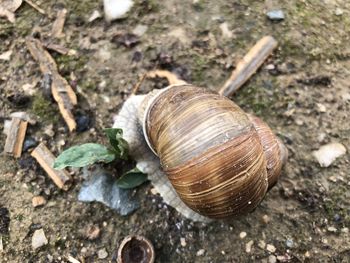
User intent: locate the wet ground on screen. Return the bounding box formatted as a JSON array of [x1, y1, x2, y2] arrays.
[[0, 0, 350, 262]]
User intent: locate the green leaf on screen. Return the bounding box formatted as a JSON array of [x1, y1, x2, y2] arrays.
[[103, 128, 129, 160], [53, 143, 116, 169], [116, 168, 148, 189]]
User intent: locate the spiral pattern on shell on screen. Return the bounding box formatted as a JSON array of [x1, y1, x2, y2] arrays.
[[142, 84, 287, 219]]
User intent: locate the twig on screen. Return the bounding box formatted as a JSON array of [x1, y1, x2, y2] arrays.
[[147, 70, 187, 85], [24, 0, 45, 15], [31, 143, 72, 191], [219, 36, 278, 97], [131, 73, 147, 95], [4, 117, 28, 158], [51, 8, 67, 38], [26, 37, 77, 131]]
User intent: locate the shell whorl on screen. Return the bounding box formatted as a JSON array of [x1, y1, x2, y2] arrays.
[[140, 84, 287, 219]]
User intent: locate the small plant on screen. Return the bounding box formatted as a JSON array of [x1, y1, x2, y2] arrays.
[[53, 128, 148, 189]]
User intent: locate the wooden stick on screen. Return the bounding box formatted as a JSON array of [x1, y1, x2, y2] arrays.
[[24, 0, 46, 15], [31, 143, 72, 191], [51, 8, 67, 38], [26, 37, 77, 131], [147, 70, 187, 85], [219, 36, 278, 97], [4, 117, 28, 158]]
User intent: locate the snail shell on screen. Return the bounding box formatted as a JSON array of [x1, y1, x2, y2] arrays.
[[139, 84, 287, 219]]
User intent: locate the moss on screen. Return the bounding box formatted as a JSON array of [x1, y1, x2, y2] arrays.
[[31, 94, 60, 124], [191, 53, 210, 84]]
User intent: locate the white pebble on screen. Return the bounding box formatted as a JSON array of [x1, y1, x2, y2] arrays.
[[103, 0, 134, 21], [266, 244, 276, 253], [245, 240, 254, 253], [327, 226, 337, 233], [180, 237, 187, 247], [98, 248, 108, 259], [312, 142, 346, 167], [196, 249, 205, 256], [32, 229, 48, 250], [239, 231, 247, 239]]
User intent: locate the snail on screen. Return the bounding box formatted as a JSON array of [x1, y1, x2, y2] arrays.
[[114, 83, 287, 221], [113, 35, 286, 221]]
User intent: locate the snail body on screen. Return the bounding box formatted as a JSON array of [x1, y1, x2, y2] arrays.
[[139, 84, 287, 219]]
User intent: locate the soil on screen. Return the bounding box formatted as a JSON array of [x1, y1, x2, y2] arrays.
[[1, 0, 350, 262]]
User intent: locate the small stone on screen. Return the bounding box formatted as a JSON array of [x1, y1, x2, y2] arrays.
[[258, 240, 266, 249], [312, 142, 346, 167], [23, 137, 37, 152], [245, 240, 254, 253], [219, 22, 233, 38], [103, 0, 134, 22], [88, 10, 101, 22], [334, 214, 342, 222], [196, 249, 205, 256], [32, 229, 48, 249], [266, 10, 285, 21], [76, 114, 91, 132], [132, 24, 148, 37], [285, 239, 294, 248], [268, 255, 277, 263], [98, 248, 108, 259], [265, 64, 275, 70], [316, 103, 326, 113], [317, 133, 326, 143], [304, 251, 311, 258], [335, 8, 343, 16], [85, 225, 100, 240], [327, 226, 337, 233], [239, 232, 247, 239], [266, 244, 276, 253], [0, 50, 12, 61], [295, 118, 304, 126], [341, 227, 349, 234], [180, 237, 186, 247], [44, 124, 55, 137], [32, 196, 47, 207], [262, 215, 270, 224]]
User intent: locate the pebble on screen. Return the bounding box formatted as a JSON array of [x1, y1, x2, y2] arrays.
[[132, 24, 148, 37], [76, 114, 91, 132], [265, 64, 275, 70], [316, 103, 326, 113], [341, 227, 349, 234], [285, 239, 294, 248], [98, 248, 108, 259], [219, 22, 233, 38], [335, 8, 343, 16], [32, 196, 47, 207], [266, 244, 276, 253], [266, 10, 285, 21], [262, 215, 270, 224], [180, 237, 187, 247], [88, 10, 102, 22], [268, 255, 277, 263], [245, 240, 254, 253], [44, 124, 55, 137], [312, 142, 346, 167], [327, 226, 337, 233], [32, 229, 48, 249], [196, 249, 205, 256], [85, 225, 101, 240], [239, 231, 247, 239], [103, 0, 134, 21], [258, 240, 266, 249], [23, 138, 37, 152]]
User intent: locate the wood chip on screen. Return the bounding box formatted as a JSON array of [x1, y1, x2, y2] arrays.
[[147, 70, 187, 85], [0, 0, 22, 22], [51, 8, 67, 38], [32, 196, 47, 207], [24, 0, 45, 14], [43, 42, 77, 56], [26, 37, 77, 131], [31, 143, 72, 191], [219, 36, 278, 97], [4, 117, 28, 158]]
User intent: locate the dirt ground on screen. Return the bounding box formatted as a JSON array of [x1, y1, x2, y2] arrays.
[[1, 0, 350, 262]]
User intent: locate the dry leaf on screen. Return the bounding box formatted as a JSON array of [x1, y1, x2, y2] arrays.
[[0, 0, 22, 22]]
